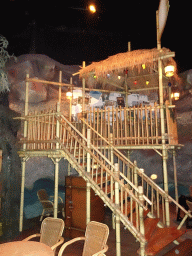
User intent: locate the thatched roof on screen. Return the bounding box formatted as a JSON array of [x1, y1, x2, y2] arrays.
[[79, 48, 179, 91]]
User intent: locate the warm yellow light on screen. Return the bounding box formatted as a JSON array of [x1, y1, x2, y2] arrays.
[[118, 76, 121, 80], [66, 91, 72, 99], [142, 64, 146, 69], [165, 65, 175, 77], [171, 92, 180, 101], [150, 174, 157, 180], [89, 4, 96, 13], [146, 80, 149, 85]]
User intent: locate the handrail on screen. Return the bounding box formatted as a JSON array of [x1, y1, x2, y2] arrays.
[[80, 118, 192, 220], [58, 114, 148, 210]]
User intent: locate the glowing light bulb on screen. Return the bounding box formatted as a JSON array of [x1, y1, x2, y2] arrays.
[[89, 4, 96, 13], [151, 174, 157, 180]]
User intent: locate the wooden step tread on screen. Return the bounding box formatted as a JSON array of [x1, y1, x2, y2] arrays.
[[145, 227, 186, 255], [163, 239, 192, 255], [144, 218, 160, 241]]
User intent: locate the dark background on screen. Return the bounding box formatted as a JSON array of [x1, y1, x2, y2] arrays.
[[1, 0, 191, 72]]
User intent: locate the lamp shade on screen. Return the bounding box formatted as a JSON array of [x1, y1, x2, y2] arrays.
[[165, 65, 175, 77], [66, 91, 72, 99]]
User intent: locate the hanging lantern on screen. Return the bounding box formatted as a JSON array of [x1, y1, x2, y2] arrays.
[[142, 64, 146, 69], [165, 64, 175, 77], [146, 80, 149, 85], [171, 92, 180, 101], [150, 174, 158, 180], [66, 90, 72, 99]]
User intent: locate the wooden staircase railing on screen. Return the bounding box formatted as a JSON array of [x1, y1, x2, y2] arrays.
[[17, 106, 191, 255], [81, 118, 192, 228], [72, 102, 179, 146]]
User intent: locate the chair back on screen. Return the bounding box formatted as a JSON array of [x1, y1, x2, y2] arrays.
[[37, 189, 53, 209], [40, 217, 65, 247], [82, 221, 109, 256]]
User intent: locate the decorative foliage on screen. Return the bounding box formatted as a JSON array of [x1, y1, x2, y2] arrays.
[[0, 35, 16, 92]]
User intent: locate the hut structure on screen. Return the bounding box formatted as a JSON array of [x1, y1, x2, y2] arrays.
[[15, 47, 191, 256], [79, 46, 180, 204]]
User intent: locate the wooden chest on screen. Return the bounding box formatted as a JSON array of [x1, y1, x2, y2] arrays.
[[65, 176, 105, 238]]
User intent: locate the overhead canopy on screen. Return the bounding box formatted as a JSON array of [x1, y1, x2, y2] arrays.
[[79, 48, 179, 92]]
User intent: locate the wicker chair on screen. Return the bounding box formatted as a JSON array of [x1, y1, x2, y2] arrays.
[[37, 189, 65, 221], [58, 221, 109, 256], [186, 200, 192, 228], [23, 217, 65, 253]]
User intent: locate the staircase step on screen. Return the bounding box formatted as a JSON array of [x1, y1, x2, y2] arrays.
[[132, 209, 150, 227], [145, 227, 186, 255], [144, 218, 160, 241]]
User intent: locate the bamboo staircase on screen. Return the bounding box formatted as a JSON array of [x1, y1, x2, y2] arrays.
[[18, 107, 192, 255]]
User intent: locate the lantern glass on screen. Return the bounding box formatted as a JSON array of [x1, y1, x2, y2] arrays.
[[165, 65, 175, 77], [66, 91, 72, 99], [150, 174, 157, 180], [171, 92, 180, 101]]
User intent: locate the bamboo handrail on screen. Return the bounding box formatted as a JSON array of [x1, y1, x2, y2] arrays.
[[80, 118, 192, 220]]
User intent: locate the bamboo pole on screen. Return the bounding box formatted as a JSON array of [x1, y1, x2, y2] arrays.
[[19, 73, 29, 232], [173, 150, 178, 213], [138, 186, 145, 256], [114, 163, 121, 256], [86, 129, 91, 225], [53, 102, 61, 218], [156, 10, 170, 226], [59, 71, 62, 104], [82, 61, 86, 137]]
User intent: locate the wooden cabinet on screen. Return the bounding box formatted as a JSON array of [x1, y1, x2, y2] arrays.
[[65, 176, 105, 238]]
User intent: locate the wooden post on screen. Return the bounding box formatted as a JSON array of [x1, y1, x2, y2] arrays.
[[59, 71, 62, 104], [134, 160, 138, 190], [110, 133, 114, 164], [19, 158, 27, 231], [19, 73, 29, 231], [82, 61, 86, 137], [127, 150, 131, 187], [173, 150, 178, 212], [156, 10, 170, 226], [114, 163, 121, 256], [128, 41, 131, 52], [69, 77, 73, 122], [53, 102, 61, 218], [86, 129, 91, 225], [138, 186, 145, 256], [54, 158, 59, 218]]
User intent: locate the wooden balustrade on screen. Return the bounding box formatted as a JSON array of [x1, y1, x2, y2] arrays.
[[81, 102, 178, 146]]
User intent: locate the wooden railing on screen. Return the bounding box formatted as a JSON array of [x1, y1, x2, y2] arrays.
[[16, 104, 186, 255], [18, 106, 189, 227], [81, 119, 192, 228], [17, 107, 149, 253], [74, 101, 178, 146]]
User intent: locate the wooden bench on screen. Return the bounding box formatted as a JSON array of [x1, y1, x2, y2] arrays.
[[164, 239, 192, 255]]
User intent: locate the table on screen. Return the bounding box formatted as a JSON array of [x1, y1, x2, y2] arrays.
[[0, 241, 54, 256]]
